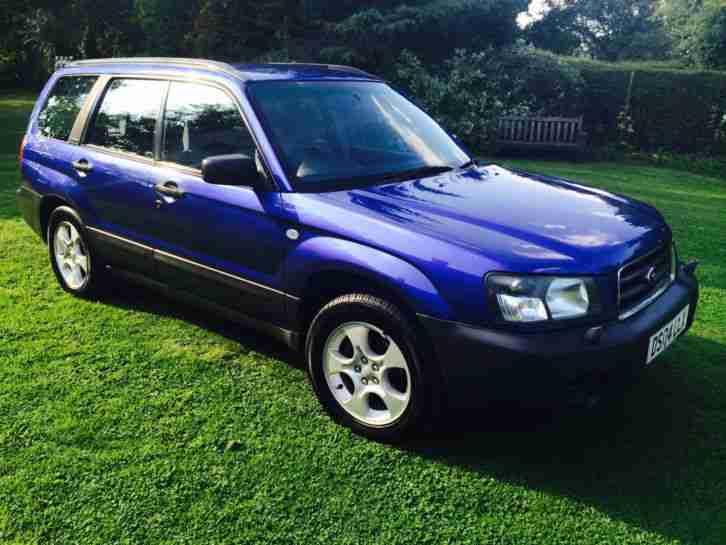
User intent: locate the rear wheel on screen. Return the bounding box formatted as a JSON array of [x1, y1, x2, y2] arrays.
[[48, 207, 106, 298], [306, 293, 437, 441]]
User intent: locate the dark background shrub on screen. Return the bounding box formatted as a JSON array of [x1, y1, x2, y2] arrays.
[[566, 58, 726, 155]]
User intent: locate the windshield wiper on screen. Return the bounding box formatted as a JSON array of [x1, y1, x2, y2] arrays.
[[459, 159, 477, 170], [378, 165, 455, 183]]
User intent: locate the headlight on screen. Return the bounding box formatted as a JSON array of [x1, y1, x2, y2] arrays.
[[487, 274, 601, 323], [546, 278, 590, 319], [497, 293, 549, 322]]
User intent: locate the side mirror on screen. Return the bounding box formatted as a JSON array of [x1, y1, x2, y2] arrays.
[[201, 153, 265, 189]]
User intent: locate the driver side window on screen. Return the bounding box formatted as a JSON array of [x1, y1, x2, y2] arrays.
[[162, 82, 256, 170]]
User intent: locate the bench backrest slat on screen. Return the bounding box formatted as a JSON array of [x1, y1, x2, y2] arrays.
[[497, 116, 584, 147]]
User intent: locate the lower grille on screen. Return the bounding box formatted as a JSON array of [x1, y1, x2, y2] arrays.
[[618, 243, 674, 319]]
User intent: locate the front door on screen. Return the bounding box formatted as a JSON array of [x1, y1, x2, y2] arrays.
[[148, 80, 294, 324]]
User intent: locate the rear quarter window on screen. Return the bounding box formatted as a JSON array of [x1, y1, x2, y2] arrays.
[[37, 76, 98, 141]]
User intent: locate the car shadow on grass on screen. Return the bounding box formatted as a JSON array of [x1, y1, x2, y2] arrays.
[[101, 278, 304, 369], [402, 333, 726, 545], [97, 279, 725, 544]]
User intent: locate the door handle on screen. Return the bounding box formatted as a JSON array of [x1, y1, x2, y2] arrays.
[[72, 159, 93, 174], [155, 181, 185, 199]]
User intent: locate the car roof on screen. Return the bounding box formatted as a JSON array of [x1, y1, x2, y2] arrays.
[[65, 58, 381, 83]]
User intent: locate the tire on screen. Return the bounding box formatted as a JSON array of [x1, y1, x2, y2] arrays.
[[305, 293, 438, 442], [47, 206, 106, 299]]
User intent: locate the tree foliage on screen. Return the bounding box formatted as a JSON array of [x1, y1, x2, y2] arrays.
[[527, 0, 671, 62], [0, 0, 530, 85], [328, 0, 527, 71], [564, 56, 726, 154], [395, 45, 585, 149], [658, 0, 726, 69], [1, 0, 725, 156], [526, 4, 582, 56]]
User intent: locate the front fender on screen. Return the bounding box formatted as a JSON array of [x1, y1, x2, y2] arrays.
[[283, 235, 453, 319]]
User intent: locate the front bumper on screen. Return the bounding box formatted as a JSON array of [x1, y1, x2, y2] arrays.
[[420, 269, 699, 408]]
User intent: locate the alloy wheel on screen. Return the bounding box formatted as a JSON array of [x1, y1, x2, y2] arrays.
[[53, 221, 90, 291], [322, 321, 412, 427]]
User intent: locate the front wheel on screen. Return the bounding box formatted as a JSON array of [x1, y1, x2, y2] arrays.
[[306, 294, 437, 442]]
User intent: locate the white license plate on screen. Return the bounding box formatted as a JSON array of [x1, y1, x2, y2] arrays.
[[646, 305, 690, 365]]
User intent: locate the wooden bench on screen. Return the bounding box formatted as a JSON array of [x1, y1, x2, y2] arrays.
[[496, 116, 587, 153]]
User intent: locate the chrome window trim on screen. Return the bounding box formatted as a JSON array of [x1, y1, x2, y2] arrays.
[[86, 226, 299, 301], [84, 143, 157, 165], [78, 74, 278, 190], [154, 160, 202, 177]]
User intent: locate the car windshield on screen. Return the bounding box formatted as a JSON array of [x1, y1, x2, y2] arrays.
[[246, 80, 471, 190]]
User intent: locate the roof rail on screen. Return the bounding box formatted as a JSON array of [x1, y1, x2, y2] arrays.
[[68, 57, 241, 78], [247, 62, 374, 78], [68, 58, 377, 80]]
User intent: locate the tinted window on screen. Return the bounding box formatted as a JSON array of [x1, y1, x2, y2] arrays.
[[247, 81, 469, 189], [162, 82, 255, 170], [37, 76, 97, 141], [86, 79, 166, 158]]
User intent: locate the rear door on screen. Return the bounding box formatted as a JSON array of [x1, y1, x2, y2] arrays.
[[23, 74, 100, 229], [76, 78, 168, 274]]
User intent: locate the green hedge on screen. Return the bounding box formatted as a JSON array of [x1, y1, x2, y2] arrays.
[[563, 58, 726, 154]]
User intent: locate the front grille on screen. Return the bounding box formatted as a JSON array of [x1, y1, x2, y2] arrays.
[[618, 243, 673, 319]]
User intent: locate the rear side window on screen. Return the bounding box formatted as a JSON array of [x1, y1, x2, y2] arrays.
[[37, 76, 98, 141], [162, 81, 256, 170], [86, 79, 167, 159]]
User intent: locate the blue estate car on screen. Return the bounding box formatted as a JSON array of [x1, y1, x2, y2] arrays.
[[17, 58, 699, 440]]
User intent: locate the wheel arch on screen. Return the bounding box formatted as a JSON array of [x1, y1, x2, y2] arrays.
[[284, 236, 453, 339], [298, 270, 449, 423], [298, 269, 418, 335], [39, 195, 76, 242]]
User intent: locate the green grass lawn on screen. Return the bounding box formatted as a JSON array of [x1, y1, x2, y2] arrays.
[[1, 93, 725, 545]]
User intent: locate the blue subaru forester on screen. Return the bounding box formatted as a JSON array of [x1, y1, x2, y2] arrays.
[[17, 58, 699, 440]]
